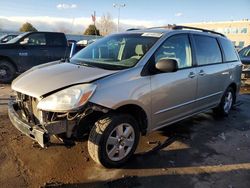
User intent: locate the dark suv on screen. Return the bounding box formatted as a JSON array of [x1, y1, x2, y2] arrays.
[[238, 45, 250, 81]]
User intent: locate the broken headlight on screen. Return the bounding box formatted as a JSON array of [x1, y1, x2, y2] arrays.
[[37, 84, 96, 112]]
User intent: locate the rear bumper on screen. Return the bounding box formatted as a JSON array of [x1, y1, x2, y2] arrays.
[[8, 100, 48, 147]]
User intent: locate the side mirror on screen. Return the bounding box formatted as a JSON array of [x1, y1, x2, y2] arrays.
[[155, 59, 178, 73]]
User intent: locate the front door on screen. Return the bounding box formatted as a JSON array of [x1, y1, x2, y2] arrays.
[[150, 34, 197, 130]]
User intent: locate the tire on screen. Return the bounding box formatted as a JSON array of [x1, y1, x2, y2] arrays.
[[88, 113, 140, 168], [213, 87, 235, 116], [0, 60, 16, 83]]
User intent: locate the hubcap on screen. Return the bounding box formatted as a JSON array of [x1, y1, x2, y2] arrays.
[[106, 123, 135, 161], [0, 69, 7, 76], [223, 91, 233, 113]]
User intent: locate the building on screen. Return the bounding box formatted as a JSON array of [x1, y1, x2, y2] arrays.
[[183, 19, 250, 48]]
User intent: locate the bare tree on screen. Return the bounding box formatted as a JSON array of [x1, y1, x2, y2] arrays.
[[96, 13, 116, 36], [57, 25, 72, 34]]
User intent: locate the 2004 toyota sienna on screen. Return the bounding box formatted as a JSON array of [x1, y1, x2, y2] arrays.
[[8, 26, 242, 168]]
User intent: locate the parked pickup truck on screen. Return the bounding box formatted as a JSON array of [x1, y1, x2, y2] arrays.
[[0, 31, 69, 83]]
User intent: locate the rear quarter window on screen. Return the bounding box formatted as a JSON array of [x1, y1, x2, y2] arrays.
[[219, 38, 239, 62], [46, 33, 66, 46]]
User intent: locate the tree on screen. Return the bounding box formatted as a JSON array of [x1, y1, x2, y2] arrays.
[[97, 13, 116, 36], [19, 22, 38, 32], [84, 24, 100, 35]]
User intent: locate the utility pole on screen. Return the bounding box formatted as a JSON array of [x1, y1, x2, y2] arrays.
[[92, 11, 96, 26], [91, 11, 97, 35], [113, 3, 125, 32]]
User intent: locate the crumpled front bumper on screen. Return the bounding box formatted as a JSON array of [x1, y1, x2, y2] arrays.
[[8, 100, 49, 147]]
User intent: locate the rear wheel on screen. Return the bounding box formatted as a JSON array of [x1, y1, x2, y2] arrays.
[[213, 87, 235, 116], [0, 60, 16, 83], [88, 113, 140, 168]]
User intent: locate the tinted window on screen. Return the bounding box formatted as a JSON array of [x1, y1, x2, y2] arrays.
[[219, 38, 239, 61], [47, 33, 66, 46], [20, 33, 46, 46], [154, 34, 192, 69], [193, 35, 222, 65]]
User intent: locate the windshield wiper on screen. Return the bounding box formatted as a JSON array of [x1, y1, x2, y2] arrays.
[[76, 61, 96, 68]]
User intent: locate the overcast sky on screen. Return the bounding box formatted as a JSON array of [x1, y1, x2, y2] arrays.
[[0, 0, 250, 33]]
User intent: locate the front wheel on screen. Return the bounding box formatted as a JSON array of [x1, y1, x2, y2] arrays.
[[88, 113, 140, 168], [213, 87, 235, 116], [0, 60, 16, 83]]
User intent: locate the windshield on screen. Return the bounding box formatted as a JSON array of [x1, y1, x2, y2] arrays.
[[7, 32, 28, 44], [239, 46, 250, 58], [71, 33, 160, 70], [0, 35, 7, 40]]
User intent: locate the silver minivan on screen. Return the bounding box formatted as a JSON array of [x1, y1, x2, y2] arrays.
[[8, 26, 242, 167]]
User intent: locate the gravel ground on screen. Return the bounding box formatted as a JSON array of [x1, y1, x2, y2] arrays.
[[0, 84, 250, 188]]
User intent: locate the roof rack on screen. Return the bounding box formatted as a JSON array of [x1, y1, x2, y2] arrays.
[[147, 24, 176, 30], [128, 25, 225, 37], [172, 25, 226, 37]]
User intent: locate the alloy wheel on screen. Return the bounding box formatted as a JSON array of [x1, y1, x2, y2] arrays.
[[106, 123, 135, 161]]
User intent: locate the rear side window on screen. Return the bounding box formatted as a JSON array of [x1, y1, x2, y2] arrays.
[[193, 35, 222, 65], [46, 33, 66, 46], [219, 38, 239, 62], [20, 33, 46, 46]]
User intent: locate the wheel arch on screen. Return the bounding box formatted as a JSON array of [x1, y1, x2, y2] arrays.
[[0, 56, 18, 72], [227, 82, 237, 102], [115, 104, 148, 135], [74, 102, 149, 137]]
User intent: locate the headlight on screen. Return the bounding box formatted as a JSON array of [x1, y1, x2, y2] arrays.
[[37, 84, 96, 112]]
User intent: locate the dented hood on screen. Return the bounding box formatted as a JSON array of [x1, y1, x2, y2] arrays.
[[12, 61, 117, 98]]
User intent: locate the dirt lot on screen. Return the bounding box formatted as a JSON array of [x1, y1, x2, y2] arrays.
[[1, 84, 250, 188]]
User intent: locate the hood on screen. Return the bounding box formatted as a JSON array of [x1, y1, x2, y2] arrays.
[[12, 62, 117, 99]]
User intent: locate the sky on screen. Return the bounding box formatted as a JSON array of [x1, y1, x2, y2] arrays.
[[0, 0, 250, 33]]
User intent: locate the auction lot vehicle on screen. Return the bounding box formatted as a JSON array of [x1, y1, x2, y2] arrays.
[[0, 31, 68, 83], [238, 45, 250, 81], [8, 26, 242, 168]]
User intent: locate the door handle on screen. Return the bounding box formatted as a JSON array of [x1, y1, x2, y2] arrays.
[[188, 72, 196, 78], [199, 70, 205, 76]]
